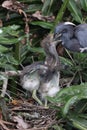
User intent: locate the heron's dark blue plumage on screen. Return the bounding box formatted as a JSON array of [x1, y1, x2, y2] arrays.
[[75, 24, 87, 48]]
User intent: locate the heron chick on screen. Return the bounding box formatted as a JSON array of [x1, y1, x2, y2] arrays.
[[21, 34, 60, 107], [40, 34, 60, 107], [20, 62, 48, 105]]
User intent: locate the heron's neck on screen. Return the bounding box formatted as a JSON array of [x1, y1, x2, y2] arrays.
[[45, 45, 60, 69]]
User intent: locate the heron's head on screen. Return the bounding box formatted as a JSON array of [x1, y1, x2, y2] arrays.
[[41, 34, 60, 69], [54, 22, 76, 44], [41, 33, 59, 56]]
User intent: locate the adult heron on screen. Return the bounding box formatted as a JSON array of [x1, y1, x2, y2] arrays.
[[54, 22, 87, 53]]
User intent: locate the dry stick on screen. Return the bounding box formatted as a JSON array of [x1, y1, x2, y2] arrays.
[[0, 119, 10, 130], [67, 71, 77, 87], [0, 70, 22, 97], [0, 71, 22, 76], [1, 77, 8, 97], [1, 120, 14, 126], [0, 71, 22, 121]]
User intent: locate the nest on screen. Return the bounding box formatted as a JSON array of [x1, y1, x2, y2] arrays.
[[0, 99, 57, 130]]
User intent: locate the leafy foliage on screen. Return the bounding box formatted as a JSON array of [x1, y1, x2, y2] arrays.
[[0, 25, 21, 71], [64, 0, 87, 23], [48, 83, 87, 129], [0, 0, 87, 129]]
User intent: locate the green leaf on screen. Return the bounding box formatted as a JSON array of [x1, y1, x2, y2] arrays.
[[26, 4, 42, 13], [53, 0, 69, 29], [63, 94, 87, 116], [42, 0, 54, 15], [73, 53, 87, 61], [52, 125, 65, 130], [3, 64, 17, 71], [71, 117, 87, 130], [68, 0, 82, 23], [48, 83, 87, 115], [0, 45, 10, 52], [0, 37, 19, 44], [80, 0, 87, 11], [56, 83, 87, 98], [6, 55, 19, 65], [60, 56, 73, 66], [3, 25, 20, 36], [30, 21, 53, 29], [28, 46, 45, 54]]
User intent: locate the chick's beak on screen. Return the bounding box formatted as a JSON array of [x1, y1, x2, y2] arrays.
[[54, 33, 62, 40], [53, 33, 62, 46]]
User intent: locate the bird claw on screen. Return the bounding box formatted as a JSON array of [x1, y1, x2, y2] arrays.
[[80, 47, 87, 52], [44, 104, 49, 108]]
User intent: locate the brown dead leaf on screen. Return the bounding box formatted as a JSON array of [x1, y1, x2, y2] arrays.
[[11, 99, 22, 106], [13, 115, 29, 129], [0, 19, 3, 27], [32, 11, 55, 22], [0, 119, 9, 130], [2, 0, 25, 13], [57, 44, 64, 56], [18, 9, 24, 15], [2, 0, 13, 10], [32, 11, 45, 21]]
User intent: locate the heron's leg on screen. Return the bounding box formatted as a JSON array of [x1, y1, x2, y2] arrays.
[[44, 98, 49, 109], [32, 90, 43, 105]]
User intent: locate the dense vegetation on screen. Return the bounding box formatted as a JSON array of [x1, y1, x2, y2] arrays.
[[0, 0, 87, 129]]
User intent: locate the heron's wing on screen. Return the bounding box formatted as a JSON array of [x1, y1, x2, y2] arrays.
[[22, 61, 48, 75], [75, 24, 87, 48], [66, 39, 81, 52]]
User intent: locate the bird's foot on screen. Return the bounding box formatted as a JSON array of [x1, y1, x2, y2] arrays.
[[44, 105, 49, 109], [80, 47, 87, 52]]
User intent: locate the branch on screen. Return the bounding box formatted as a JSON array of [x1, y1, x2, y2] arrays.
[[0, 70, 22, 97], [0, 70, 22, 76]]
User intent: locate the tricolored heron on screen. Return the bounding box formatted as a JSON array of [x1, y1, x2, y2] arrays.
[[54, 22, 87, 53]]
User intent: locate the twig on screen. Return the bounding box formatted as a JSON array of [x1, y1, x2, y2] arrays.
[[0, 70, 22, 97], [0, 119, 10, 130], [1, 78, 8, 97], [67, 71, 77, 87], [0, 70, 22, 76], [1, 120, 14, 126]]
